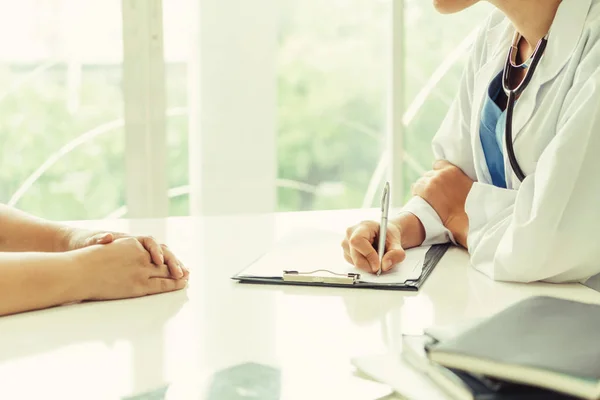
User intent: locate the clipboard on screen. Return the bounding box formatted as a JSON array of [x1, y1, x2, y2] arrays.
[[232, 230, 449, 291]]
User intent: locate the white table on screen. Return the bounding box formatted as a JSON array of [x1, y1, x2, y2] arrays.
[[1, 210, 599, 400]]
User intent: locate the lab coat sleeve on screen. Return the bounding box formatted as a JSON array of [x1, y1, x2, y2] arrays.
[[402, 196, 456, 245], [401, 26, 483, 246], [466, 62, 600, 283]]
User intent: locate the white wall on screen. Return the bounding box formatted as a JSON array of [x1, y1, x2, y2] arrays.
[[188, 0, 278, 216]]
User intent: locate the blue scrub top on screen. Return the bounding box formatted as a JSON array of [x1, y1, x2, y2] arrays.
[[479, 71, 508, 188]]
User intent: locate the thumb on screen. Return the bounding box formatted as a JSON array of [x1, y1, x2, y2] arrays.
[[87, 232, 115, 246], [381, 224, 405, 272], [382, 243, 406, 272]]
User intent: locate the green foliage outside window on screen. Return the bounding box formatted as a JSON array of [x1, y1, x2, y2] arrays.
[[0, 1, 491, 219]]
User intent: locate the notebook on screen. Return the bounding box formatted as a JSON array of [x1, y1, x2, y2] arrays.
[[427, 296, 600, 399], [232, 229, 449, 291], [402, 335, 578, 400]]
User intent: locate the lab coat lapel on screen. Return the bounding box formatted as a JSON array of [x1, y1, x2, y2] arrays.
[[511, 0, 592, 142], [510, 74, 540, 144], [470, 21, 511, 184]]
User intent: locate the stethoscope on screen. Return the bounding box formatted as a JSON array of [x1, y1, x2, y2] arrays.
[[502, 31, 548, 181]]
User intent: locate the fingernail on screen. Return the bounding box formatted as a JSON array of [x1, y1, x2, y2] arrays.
[[384, 260, 393, 270], [160, 254, 165, 264]]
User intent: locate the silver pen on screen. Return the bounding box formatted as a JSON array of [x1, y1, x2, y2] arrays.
[[377, 182, 390, 276]]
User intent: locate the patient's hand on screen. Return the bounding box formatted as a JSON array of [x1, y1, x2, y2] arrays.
[[70, 237, 188, 301], [66, 229, 187, 279]]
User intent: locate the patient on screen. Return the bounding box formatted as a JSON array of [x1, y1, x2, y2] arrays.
[[0, 204, 188, 316]]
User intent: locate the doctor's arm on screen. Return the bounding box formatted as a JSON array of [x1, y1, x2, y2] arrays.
[[343, 22, 486, 271], [342, 34, 482, 271], [418, 65, 600, 283], [342, 54, 479, 271]]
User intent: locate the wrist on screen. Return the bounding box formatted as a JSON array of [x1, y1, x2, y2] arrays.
[[63, 249, 94, 302], [390, 212, 426, 249], [446, 213, 469, 249], [55, 225, 77, 252], [58, 226, 102, 252]]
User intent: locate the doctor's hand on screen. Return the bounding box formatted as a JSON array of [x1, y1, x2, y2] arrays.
[[65, 228, 187, 279], [411, 160, 473, 248], [341, 220, 406, 274]]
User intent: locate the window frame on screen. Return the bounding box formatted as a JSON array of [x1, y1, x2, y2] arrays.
[[389, 0, 406, 207], [122, 0, 169, 218]]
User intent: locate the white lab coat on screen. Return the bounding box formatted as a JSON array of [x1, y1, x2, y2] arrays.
[[403, 0, 600, 283]]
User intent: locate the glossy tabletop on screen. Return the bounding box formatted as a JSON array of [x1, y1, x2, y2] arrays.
[[1, 210, 599, 400]]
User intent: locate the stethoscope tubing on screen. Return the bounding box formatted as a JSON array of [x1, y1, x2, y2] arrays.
[[502, 33, 549, 182]]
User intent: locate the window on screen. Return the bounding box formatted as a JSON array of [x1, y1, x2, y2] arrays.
[[277, 0, 390, 211], [402, 1, 492, 202], [276, 0, 493, 210], [0, 0, 192, 220], [0, 0, 124, 220], [163, 0, 193, 217], [0, 0, 493, 220]]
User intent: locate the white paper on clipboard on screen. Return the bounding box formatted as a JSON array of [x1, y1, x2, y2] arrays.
[[238, 229, 430, 284]]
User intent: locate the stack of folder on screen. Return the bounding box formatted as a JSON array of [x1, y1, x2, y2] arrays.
[[401, 296, 600, 400]]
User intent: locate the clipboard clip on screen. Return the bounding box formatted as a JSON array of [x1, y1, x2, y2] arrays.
[[282, 269, 360, 285]]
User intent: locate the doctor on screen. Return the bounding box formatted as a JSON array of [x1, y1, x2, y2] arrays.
[[342, 0, 600, 283]]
